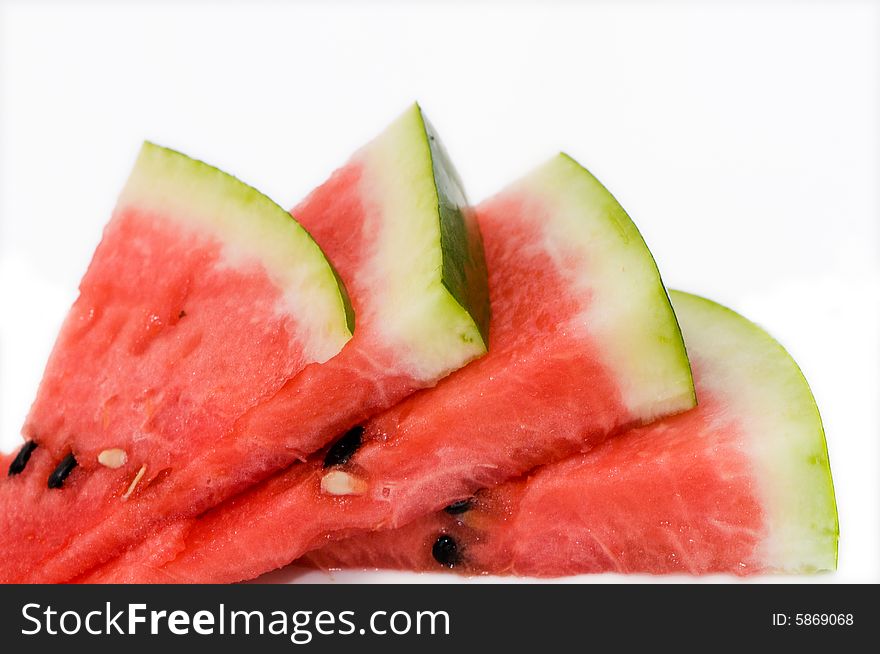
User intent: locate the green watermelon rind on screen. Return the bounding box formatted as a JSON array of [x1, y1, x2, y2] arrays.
[[355, 106, 489, 380], [670, 290, 838, 572], [118, 142, 354, 364], [421, 109, 491, 346], [520, 154, 696, 421]]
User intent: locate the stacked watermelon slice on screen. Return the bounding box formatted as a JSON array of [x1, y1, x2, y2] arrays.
[[0, 105, 837, 583]]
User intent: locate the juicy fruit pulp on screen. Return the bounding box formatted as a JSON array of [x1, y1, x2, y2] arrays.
[[0, 143, 352, 583], [308, 292, 839, 576], [83, 154, 694, 583], [1, 105, 490, 583]]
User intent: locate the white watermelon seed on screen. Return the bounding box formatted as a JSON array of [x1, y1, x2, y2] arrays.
[[122, 464, 147, 500], [320, 470, 367, 496], [98, 448, 128, 469]]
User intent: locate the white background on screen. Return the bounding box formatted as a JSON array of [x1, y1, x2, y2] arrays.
[[1, 1, 877, 584]]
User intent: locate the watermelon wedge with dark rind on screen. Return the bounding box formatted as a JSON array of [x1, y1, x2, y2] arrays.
[[208, 105, 490, 472], [83, 154, 694, 583], [3, 106, 490, 583], [308, 291, 839, 576], [298, 103, 489, 381]]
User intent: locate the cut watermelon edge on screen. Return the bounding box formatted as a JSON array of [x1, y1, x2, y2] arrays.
[[0, 118, 837, 581], [670, 291, 838, 573], [352, 104, 490, 381], [512, 153, 696, 421], [302, 290, 838, 578], [118, 142, 354, 364]]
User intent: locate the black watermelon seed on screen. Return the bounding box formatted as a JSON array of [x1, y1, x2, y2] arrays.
[[48, 453, 77, 489], [323, 426, 364, 468], [444, 499, 473, 515], [178, 310, 187, 319], [8, 440, 38, 476], [432, 534, 460, 568]]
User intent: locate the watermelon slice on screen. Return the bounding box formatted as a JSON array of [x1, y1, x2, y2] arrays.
[[83, 154, 696, 583], [308, 292, 839, 576], [0, 105, 489, 583]]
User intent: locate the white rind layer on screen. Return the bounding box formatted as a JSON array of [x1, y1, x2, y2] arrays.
[[355, 106, 486, 381], [117, 143, 353, 364], [670, 291, 838, 572], [513, 154, 695, 421]]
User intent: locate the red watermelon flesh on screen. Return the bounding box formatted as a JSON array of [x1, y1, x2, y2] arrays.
[[82, 154, 695, 583], [307, 292, 839, 576], [1, 106, 489, 583], [0, 143, 352, 583]]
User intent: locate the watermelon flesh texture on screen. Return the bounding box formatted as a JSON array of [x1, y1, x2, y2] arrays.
[[308, 292, 839, 576], [0, 143, 352, 583], [1, 106, 489, 583], [83, 154, 695, 583]]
